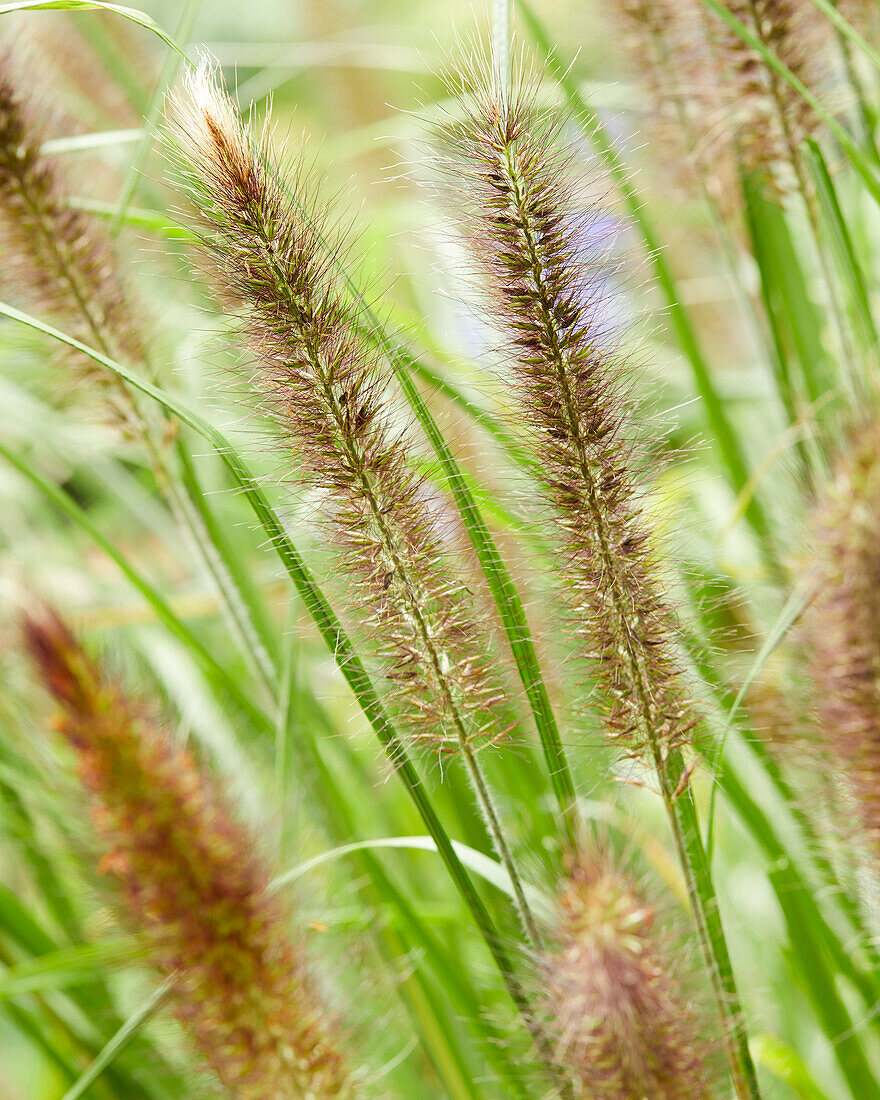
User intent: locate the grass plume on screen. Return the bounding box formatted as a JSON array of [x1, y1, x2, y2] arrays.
[[165, 58, 507, 757], [0, 44, 144, 368], [804, 426, 880, 855], [439, 71, 695, 762], [23, 606, 352, 1100], [540, 854, 712, 1100]]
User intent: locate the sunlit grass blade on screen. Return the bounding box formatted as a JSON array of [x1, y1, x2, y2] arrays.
[[806, 138, 880, 361], [0, 2, 187, 60]]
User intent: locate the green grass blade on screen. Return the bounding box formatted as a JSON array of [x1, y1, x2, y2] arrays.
[[0, 2, 187, 60], [271, 835, 554, 918], [806, 139, 880, 359], [59, 978, 174, 1100], [751, 1034, 832, 1100], [0, 940, 142, 1000]]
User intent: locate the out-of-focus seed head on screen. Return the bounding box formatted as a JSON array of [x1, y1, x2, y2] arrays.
[[540, 856, 712, 1099], [803, 426, 880, 856], [0, 42, 145, 370], [24, 606, 353, 1099], [716, 0, 835, 188]]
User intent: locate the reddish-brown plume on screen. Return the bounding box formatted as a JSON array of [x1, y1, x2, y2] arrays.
[[440, 74, 695, 759], [24, 608, 352, 1099], [166, 59, 506, 753], [540, 856, 712, 1099], [803, 426, 880, 855]]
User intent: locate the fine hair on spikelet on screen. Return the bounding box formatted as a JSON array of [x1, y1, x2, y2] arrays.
[[164, 58, 508, 758], [437, 57, 698, 765], [539, 851, 714, 1100], [23, 606, 353, 1100]]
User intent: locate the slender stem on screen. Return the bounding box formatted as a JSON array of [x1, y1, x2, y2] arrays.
[[461, 743, 544, 948], [658, 751, 761, 1100], [493, 0, 511, 97]]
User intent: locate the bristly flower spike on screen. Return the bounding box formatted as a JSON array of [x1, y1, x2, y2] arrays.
[[441, 69, 696, 764], [441, 62, 762, 1099], [165, 59, 548, 951], [166, 56, 505, 758], [541, 855, 713, 1100], [804, 426, 880, 856], [24, 607, 352, 1100]]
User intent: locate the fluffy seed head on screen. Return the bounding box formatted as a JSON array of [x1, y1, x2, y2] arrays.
[[24, 608, 352, 1099], [803, 426, 880, 854], [440, 70, 695, 757], [540, 857, 712, 1099], [166, 59, 507, 753]]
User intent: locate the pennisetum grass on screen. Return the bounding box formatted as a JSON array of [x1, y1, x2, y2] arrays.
[[23, 605, 353, 1099], [439, 64, 759, 1098], [4, 3, 880, 1098], [0, 44, 146, 428]]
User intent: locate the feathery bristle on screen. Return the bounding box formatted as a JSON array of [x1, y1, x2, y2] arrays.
[[0, 46, 144, 367], [541, 857, 711, 1100], [166, 58, 506, 753], [441, 75, 695, 758], [23, 607, 352, 1099], [803, 427, 880, 854]]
